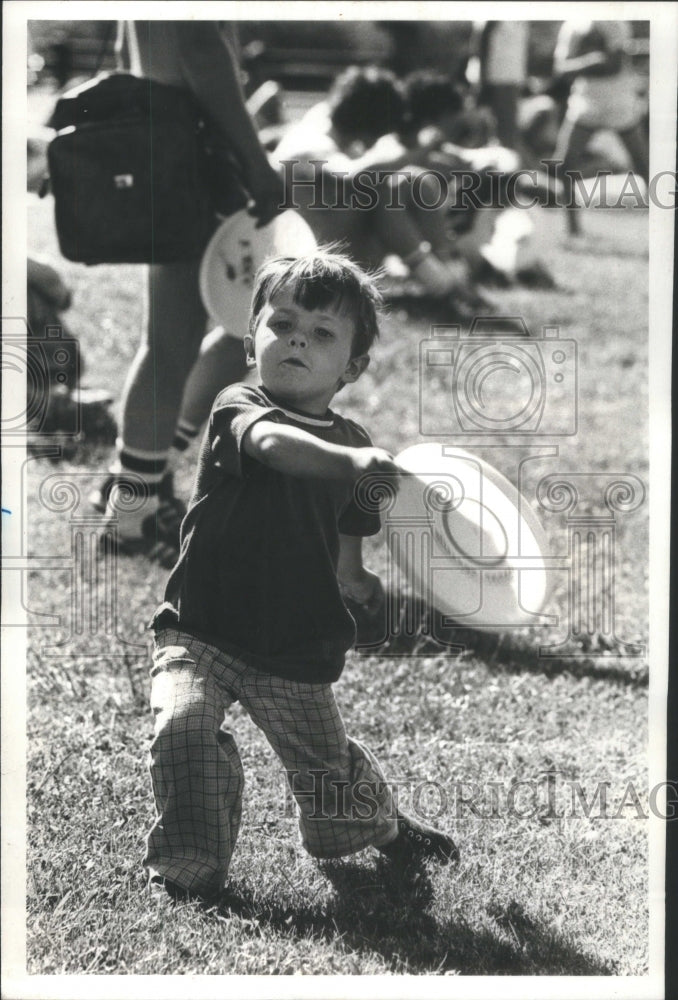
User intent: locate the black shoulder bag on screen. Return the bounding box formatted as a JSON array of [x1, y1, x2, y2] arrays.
[[47, 72, 246, 265]]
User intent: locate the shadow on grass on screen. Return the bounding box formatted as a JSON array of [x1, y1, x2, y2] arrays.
[[349, 593, 648, 689], [216, 859, 614, 975]]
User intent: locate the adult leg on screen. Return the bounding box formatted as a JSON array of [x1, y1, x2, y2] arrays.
[[483, 83, 521, 150], [617, 122, 649, 183], [144, 630, 244, 899], [121, 259, 206, 452], [553, 117, 595, 236], [96, 259, 207, 543], [173, 327, 249, 453]]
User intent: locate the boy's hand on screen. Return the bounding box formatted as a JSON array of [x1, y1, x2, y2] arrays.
[[350, 447, 401, 482], [339, 568, 385, 615]]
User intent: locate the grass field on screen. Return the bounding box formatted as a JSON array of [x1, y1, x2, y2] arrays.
[[18, 176, 654, 980]]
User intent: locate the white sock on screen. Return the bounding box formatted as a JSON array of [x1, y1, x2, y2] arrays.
[[104, 440, 166, 538], [106, 484, 159, 539]]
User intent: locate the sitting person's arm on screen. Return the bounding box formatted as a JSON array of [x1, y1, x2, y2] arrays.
[[277, 118, 440, 179], [554, 23, 624, 80], [345, 133, 425, 174], [243, 419, 398, 482], [412, 127, 520, 174]]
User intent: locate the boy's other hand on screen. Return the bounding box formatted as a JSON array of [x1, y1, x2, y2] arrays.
[[339, 568, 385, 613]]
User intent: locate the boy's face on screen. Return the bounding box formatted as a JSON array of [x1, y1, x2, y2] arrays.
[[245, 286, 369, 414]]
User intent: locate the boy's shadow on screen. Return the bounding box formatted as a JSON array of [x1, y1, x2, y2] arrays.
[[215, 859, 615, 975], [349, 591, 647, 688]]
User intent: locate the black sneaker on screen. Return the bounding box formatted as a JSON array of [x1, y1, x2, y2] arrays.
[[141, 499, 186, 568], [149, 874, 220, 905], [516, 261, 557, 289], [378, 813, 459, 867], [436, 284, 498, 323]]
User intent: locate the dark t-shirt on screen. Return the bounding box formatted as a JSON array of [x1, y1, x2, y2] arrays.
[[153, 384, 380, 683]]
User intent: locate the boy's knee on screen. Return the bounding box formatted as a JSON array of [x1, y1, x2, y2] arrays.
[[150, 693, 221, 755]]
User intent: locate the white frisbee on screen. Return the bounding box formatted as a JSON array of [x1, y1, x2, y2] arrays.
[[390, 443, 551, 630], [199, 208, 317, 333]]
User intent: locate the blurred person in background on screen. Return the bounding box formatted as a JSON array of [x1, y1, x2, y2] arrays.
[[552, 19, 649, 236], [273, 66, 488, 314], [466, 21, 530, 153], [401, 70, 556, 288], [90, 20, 284, 561]]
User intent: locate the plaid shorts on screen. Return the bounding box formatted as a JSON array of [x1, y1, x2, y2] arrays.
[[144, 629, 397, 896]]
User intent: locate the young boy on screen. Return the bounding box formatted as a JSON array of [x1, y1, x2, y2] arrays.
[[146, 252, 458, 902]]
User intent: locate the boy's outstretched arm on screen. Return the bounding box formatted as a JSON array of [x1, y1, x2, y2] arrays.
[[243, 420, 398, 482]]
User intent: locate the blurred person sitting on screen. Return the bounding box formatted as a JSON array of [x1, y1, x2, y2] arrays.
[[401, 71, 556, 288], [273, 66, 486, 312], [552, 19, 649, 236]]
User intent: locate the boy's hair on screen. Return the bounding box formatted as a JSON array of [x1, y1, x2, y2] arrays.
[[403, 70, 466, 130], [327, 66, 405, 142], [249, 251, 382, 359]]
